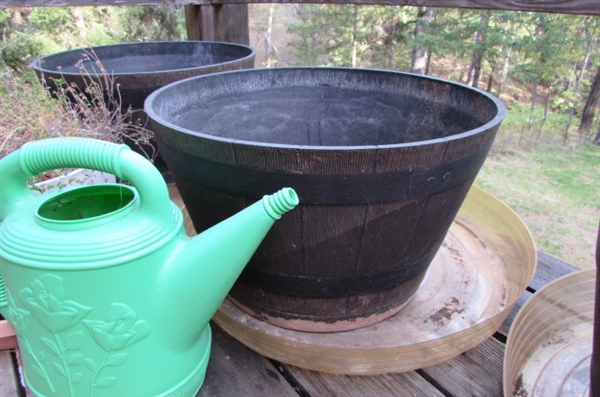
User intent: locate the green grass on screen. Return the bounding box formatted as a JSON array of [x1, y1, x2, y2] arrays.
[[474, 144, 599, 270]]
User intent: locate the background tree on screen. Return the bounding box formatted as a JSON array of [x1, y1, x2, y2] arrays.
[[465, 10, 490, 87], [560, 16, 598, 144], [0, 6, 185, 74], [578, 65, 600, 143], [287, 5, 332, 65], [285, 6, 599, 146], [410, 6, 432, 74], [288, 5, 413, 69]]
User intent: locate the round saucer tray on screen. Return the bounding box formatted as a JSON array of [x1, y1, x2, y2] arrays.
[[187, 185, 537, 375], [503, 268, 596, 397]]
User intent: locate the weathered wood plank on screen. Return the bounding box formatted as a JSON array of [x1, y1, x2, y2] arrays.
[[497, 290, 532, 338], [418, 336, 505, 397], [186, 4, 216, 41], [0, 351, 19, 397], [213, 0, 600, 15], [0, 321, 17, 351], [197, 322, 300, 397], [1, 0, 599, 15], [282, 365, 446, 397], [185, 4, 249, 44], [529, 251, 579, 291], [281, 335, 505, 397], [498, 251, 578, 337], [0, 0, 202, 6]]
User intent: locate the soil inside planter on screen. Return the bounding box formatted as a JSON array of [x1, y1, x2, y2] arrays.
[[175, 86, 486, 146]]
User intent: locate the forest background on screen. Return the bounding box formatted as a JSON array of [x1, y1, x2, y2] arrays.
[[0, 4, 598, 269]]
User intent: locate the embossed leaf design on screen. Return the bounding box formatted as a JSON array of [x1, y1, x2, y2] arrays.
[[32, 364, 45, 378], [5, 290, 31, 336], [84, 358, 98, 372], [67, 353, 83, 366], [106, 353, 128, 367], [52, 362, 66, 377], [72, 372, 84, 384], [41, 338, 60, 356], [66, 331, 85, 351], [94, 377, 117, 388]]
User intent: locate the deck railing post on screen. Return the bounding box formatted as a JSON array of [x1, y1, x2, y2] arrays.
[[185, 4, 249, 45], [592, 224, 599, 397]]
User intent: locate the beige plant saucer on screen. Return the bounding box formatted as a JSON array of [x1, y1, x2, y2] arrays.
[[204, 186, 537, 375], [503, 268, 596, 397]]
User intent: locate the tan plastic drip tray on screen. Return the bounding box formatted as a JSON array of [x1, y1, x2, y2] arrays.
[[210, 186, 537, 375], [504, 269, 596, 397]]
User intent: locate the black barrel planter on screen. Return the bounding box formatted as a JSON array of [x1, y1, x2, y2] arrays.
[[30, 41, 256, 179], [145, 67, 506, 332]]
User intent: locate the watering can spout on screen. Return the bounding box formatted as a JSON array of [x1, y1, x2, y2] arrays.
[[166, 187, 299, 329]]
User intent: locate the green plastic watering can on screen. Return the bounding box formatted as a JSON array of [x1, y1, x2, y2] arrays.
[[0, 137, 299, 396]]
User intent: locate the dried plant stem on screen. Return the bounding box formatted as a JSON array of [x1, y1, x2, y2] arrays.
[[1, 49, 154, 161]]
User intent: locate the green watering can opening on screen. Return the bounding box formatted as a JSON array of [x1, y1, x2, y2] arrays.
[[37, 184, 136, 222]]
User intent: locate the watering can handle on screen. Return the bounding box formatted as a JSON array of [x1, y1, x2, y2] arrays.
[[0, 137, 172, 224]]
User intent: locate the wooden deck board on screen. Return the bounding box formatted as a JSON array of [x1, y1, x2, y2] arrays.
[[498, 251, 578, 338], [281, 365, 446, 397], [197, 323, 300, 397], [529, 251, 579, 291], [0, 351, 19, 397], [497, 290, 532, 338], [418, 337, 504, 397]]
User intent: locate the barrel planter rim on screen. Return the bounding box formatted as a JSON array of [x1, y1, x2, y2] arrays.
[[144, 66, 506, 151], [29, 40, 257, 77]]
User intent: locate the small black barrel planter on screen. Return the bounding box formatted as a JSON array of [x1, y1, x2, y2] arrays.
[[145, 67, 506, 332], [30, 41, 256, 178]]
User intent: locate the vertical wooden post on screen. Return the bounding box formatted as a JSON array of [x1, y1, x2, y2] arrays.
[[592, 224, 599, 397], [185, 4, 249, 46]]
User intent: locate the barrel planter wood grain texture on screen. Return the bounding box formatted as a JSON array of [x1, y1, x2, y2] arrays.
[[145, 67, 506, 332], [30, 41, 256, 177]]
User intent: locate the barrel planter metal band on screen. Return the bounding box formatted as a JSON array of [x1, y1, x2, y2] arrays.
[[238, 247, 436, 298], [157, 144, 491, 204]]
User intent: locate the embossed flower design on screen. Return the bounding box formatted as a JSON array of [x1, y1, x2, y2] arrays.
[[19, 274, 92, 333], [83, 303, 150, 351], [5, 290, 31, 335]]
